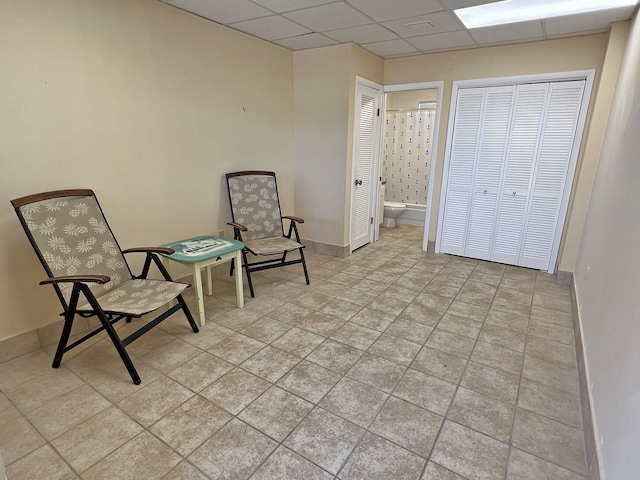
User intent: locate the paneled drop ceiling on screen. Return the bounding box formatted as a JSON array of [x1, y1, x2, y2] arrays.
[[158, 0, 638, 58]]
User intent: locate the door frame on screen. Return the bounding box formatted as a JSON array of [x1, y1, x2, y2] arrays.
[[383, 81, 444, 252], [436, 69, 595, 273]]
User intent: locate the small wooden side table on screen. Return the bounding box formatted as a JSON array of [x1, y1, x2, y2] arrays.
[[160, 235, 244, 326]]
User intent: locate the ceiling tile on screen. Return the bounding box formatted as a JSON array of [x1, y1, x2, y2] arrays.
[[324, 24, 398, 44], [470, 20, 544, 45], [408, 30, 477, 52], [361, 39, 420, 57], [274, 33, 339, 50], [284, 3, 373, 32], [347, 0, 444, 22], [250, 0, 336, 13], [382, 11, 464, 38], [544, 6, 637, 36], [167, 0, 271, 24], [440, 0, 498, 9], [230, 15, 311, 41]]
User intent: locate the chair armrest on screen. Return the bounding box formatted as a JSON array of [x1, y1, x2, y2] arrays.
[[227, 222, 248, 232], [282, 215, 304, 224], [122, 247, 175, 255], [39, 275, 110, 286]]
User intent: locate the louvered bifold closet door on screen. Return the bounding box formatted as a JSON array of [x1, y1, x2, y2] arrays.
[[466, 86, 515, 260], [492, 83, 548, 264], [440, 88, 485, 255], [519, 80, 585, 269]]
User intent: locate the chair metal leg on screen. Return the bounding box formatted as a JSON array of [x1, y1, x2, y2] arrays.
[[242, 251, 255, 298], [178, 294, 199, 333], [52, 317, 74, 368], [299, 248, 311, 285]]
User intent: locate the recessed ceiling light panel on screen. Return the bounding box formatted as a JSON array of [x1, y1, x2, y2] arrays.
[[455, 0, 639, 29]]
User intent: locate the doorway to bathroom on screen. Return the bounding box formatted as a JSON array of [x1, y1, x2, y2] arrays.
[[381, 82, 443, 251]]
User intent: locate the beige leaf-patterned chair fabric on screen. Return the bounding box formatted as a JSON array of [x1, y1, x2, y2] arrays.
[[228, 174, 284, 241], [19, 194, 187, 316]]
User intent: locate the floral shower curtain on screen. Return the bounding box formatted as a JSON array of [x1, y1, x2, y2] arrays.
[[382, 107, 435, 205]]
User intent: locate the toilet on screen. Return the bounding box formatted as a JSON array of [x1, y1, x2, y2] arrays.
[[380, 184, 406, 228]]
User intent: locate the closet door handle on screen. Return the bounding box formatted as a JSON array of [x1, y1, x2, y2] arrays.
[[355, 179, 363, 186]]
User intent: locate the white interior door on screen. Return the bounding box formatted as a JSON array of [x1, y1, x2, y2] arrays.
[[438, 77, 588, 272], [350, 78, 382, 252]]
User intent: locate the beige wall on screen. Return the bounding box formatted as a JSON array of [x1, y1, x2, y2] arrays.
[[0, 0, 294, 340], [574, 10, 640, 479], [293, 44, 383, 248], [383, 34, 612, 273]]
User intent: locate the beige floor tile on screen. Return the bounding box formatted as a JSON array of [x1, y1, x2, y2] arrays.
[[370, 396, 443, 457], [411, 346, 467, 384], [473, 261, 506, 277], [207, 333, 266, 365], [240, 345, 301, 383], [532, 291, 572, 313], [5, 445, 77, 480], [337, 288, 378, 306], [447, 387, 515, 443], [385, 318, 433, 344], [0, 392, 22, 427], [368, 294, 410, 317], [268, 302, 314, 325], [306, 339, 363, 375], [319, 377, 388, 428], [346, 353, 406, 393], [0, 416, 46, 465], [216, 308, 263, 330], [456, 280, 497, 307], [512, 408, 586, 474], [200, 368, 270, 415], [426, 329, 476, 359], [292, 291, 334, 310], [393, 369, 456, 416], [491, 295, 532, 317], [399, 303, 445, 326], [161, 461, 209, 480], [328, 272, 362, 287], [83, 431, 181, 480], [277, 360, 341, 404], [414, 293, 453, 313], [471, 341, 524, 375], [339, 432, 426, 480], [26, 384, 110, 440], [350, 307, 396, 332], [479, 323, 526, 352], [250, 445, 333, 479], [525, 335, 576, 367], [507, 447, 584, 480], [189, 419, 277, 479], [423, 281, 463, 299], [167, 351, 234, 392], [446, 300, 491, 323], [51, 406, 142, 473], [431, 420, 509, 480], [421, 461, 467, 479], [436, 313, 483, 339], [241, 317, 292, 343], [284, 408, 365, 475], [318, 299, 363, 322], [238, 386, 313, 441], [530, 305, 573, 328], [330, 322, 381, 350], [485, 308, 529, 333], [368, 334, 422, 366], [460, 361, 520, 404], [271, 327, 325, 357], [518, 378, 582, 429], [178, 321, 235, 350], [139, 338, 202, 374], [296, 312, 344, 337], [150, 395, 232, 456], [117, 376, 193, 427], [522, 354, 579, 395], [439, 264, 475, 279], [528, 319, 574, 345], [4, 367, 84, 413], [242, 294, 286, 314]]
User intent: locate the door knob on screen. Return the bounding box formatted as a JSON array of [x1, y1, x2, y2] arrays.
[[355, 179, 363, 186]]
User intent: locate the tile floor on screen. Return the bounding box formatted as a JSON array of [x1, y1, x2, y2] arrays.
[[0, 225, 587, 479]]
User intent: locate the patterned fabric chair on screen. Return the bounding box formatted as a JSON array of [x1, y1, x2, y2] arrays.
[[226, 171, 310, 297], [11, 189, 199, 384]]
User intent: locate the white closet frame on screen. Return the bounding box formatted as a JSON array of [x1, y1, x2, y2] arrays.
[[436, 70, 595, 273]]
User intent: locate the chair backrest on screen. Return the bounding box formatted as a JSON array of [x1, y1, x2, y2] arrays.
[[11, 189, 132, 308], [226, 171, 284, 241]]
